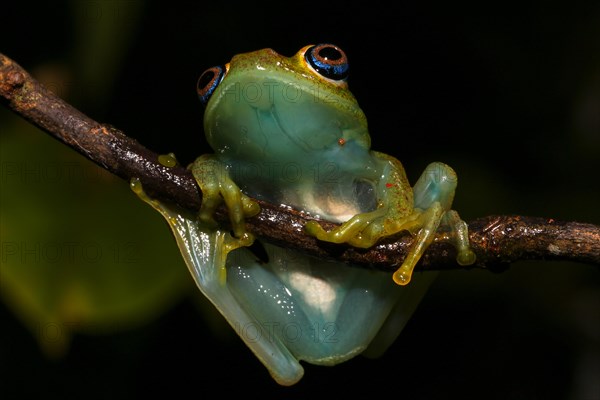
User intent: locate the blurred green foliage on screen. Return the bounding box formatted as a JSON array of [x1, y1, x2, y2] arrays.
[[0, 0, 196, 357], [1, 116, 192, 356]]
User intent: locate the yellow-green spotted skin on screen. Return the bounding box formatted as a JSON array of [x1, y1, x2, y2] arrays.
[[135, 44, 475, 385]]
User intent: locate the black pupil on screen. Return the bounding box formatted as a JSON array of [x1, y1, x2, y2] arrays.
[[198, 70, 215, 89], [318, 46, 342, 61]]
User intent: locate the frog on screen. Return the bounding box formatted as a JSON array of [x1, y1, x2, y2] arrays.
[[133, 43, 475, 386]]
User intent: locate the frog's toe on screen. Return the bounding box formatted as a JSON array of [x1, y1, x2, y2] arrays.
[[392, 267, 413, 286], [456, 248, 476, 266], [304, 220, 363, 244], [242, 196, 260, 217], [304, 220, 328, 239], [305, 208, 388, 245], [223, 231, 255, 253], [439, 210, 476, 267]]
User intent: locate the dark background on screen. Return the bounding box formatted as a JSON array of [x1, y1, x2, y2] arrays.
[[2, 2, 599, 399]]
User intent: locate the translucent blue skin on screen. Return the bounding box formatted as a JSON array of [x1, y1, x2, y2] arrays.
[[203, 48, 380, 222], [135, 44, 474, 386]]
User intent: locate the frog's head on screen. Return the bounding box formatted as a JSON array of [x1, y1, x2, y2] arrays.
[[196, 44, 371, 164]]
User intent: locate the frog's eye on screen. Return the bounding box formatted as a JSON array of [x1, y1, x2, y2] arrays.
[[305, 43, 349, 81], [197, 65, 226, 105]]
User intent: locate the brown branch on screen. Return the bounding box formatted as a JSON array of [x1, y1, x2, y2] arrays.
[[1, 52, 599, 273]]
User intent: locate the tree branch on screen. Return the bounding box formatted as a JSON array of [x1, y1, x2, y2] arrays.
[[1, 52, 599, 273]]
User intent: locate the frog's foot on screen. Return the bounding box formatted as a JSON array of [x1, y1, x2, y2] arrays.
[[307, 161, 477, 286], [392, 207, 477, 285], [355, 203, 474, 285], [190, 154, 260, 240], [305, 207, 388, 247], [305, 203, 444, 285]]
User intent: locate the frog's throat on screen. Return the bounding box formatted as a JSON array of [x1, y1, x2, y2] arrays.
[[256, 104, 313, 153]]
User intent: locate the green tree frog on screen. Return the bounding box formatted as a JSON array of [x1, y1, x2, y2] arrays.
[[133, 43, 475, 386]]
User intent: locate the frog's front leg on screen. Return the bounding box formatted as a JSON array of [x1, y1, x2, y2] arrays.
[[190, 154, 260, 242], [413, 162, 476, 267], [305, 157, 475, 286], [391, 162, 476, 284]]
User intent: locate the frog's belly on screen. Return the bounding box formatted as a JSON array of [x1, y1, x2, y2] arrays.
[[226, 242, 402, 364], [285, 179, 378, 223], [298, 193, 362, 223]]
